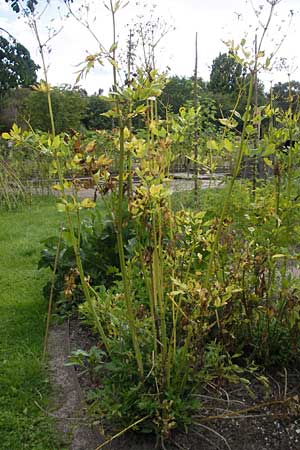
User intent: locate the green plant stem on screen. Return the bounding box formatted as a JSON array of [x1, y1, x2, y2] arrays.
[[275, 166, 281, 217], [167, 241, 197, 388], [31, 14, 111, 355], [117, 125, 144, 379], [43, 226, 63, 360], [127, 29, 133, 197], [66, 204, 111, 354], [31, 19, 56, 136], [252, 34, 258, 201], [205, 76, 254, 287], [193, 31, 199, 198], [287, 75, 293, 202], [166, 199, 176, 386], [138, 246, 158, 358], [108, 0, 144, 379], [269, 84, 281, 218], [152, 212, 167, 373]]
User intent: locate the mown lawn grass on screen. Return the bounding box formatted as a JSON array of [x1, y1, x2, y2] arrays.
[[0, 196, 65, 450]]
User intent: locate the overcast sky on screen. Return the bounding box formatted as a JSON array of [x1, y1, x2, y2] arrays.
[[1, 0, 300, 94]]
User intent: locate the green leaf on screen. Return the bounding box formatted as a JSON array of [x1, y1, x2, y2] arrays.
[[52, 135, 61, 149], [261, 145, 275, 156], [265, 57, 271, 68], [135, 104, 148, 114], [223, 138, 233, 152], [207, 139, 219, 150], [109, 42, 118, 53], [57, 203, 66, 212]]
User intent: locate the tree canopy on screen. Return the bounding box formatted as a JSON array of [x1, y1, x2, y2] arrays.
[[22, 85, 87, 133], [208, 51, 266, 119], [81, 93, 112, 130], [272, 81, 300, 112], [209, 52, 245, 94], [160, 76, 206, 115], [0, 34, 39, 97], [5, 0, 38, 13], [156, 75, 209, 120], [5, 0, 73, 13]]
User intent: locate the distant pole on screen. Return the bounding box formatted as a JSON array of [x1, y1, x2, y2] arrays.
[[193, 31, 199, 197]]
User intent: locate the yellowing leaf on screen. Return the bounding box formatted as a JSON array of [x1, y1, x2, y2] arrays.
[[219, 118, 238, 129], [97, 155, 113, 166], [257, 50, 265, 58], [33, 81, 51, 93], [150, 184, 166, 198], [81, 198, 96, 209], [263, 157, 273, 168], [12, 123, 21, 133], [52, 184, 62, 191], [85, 140, 96, 153], [124, 127, 130, 140], [108, 57, 118, 69], [63, 181, 72, 189]]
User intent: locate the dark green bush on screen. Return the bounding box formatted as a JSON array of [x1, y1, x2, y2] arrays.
[[38, 203, 134, 314]]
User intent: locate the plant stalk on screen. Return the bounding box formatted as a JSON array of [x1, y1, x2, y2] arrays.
[[205, 76, 254, 286]]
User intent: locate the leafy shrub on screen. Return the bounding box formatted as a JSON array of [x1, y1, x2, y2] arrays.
[[22, 85, 87, 133], [38, 203, 134, 314]]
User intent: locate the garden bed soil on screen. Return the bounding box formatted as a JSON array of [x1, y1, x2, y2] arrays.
[[49, 318, 300, 450]]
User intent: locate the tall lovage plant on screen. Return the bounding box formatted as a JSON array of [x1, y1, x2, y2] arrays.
[[61, 1, 254, 444], [4, 0, 296, 447], [5, 0, 207, 441]]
